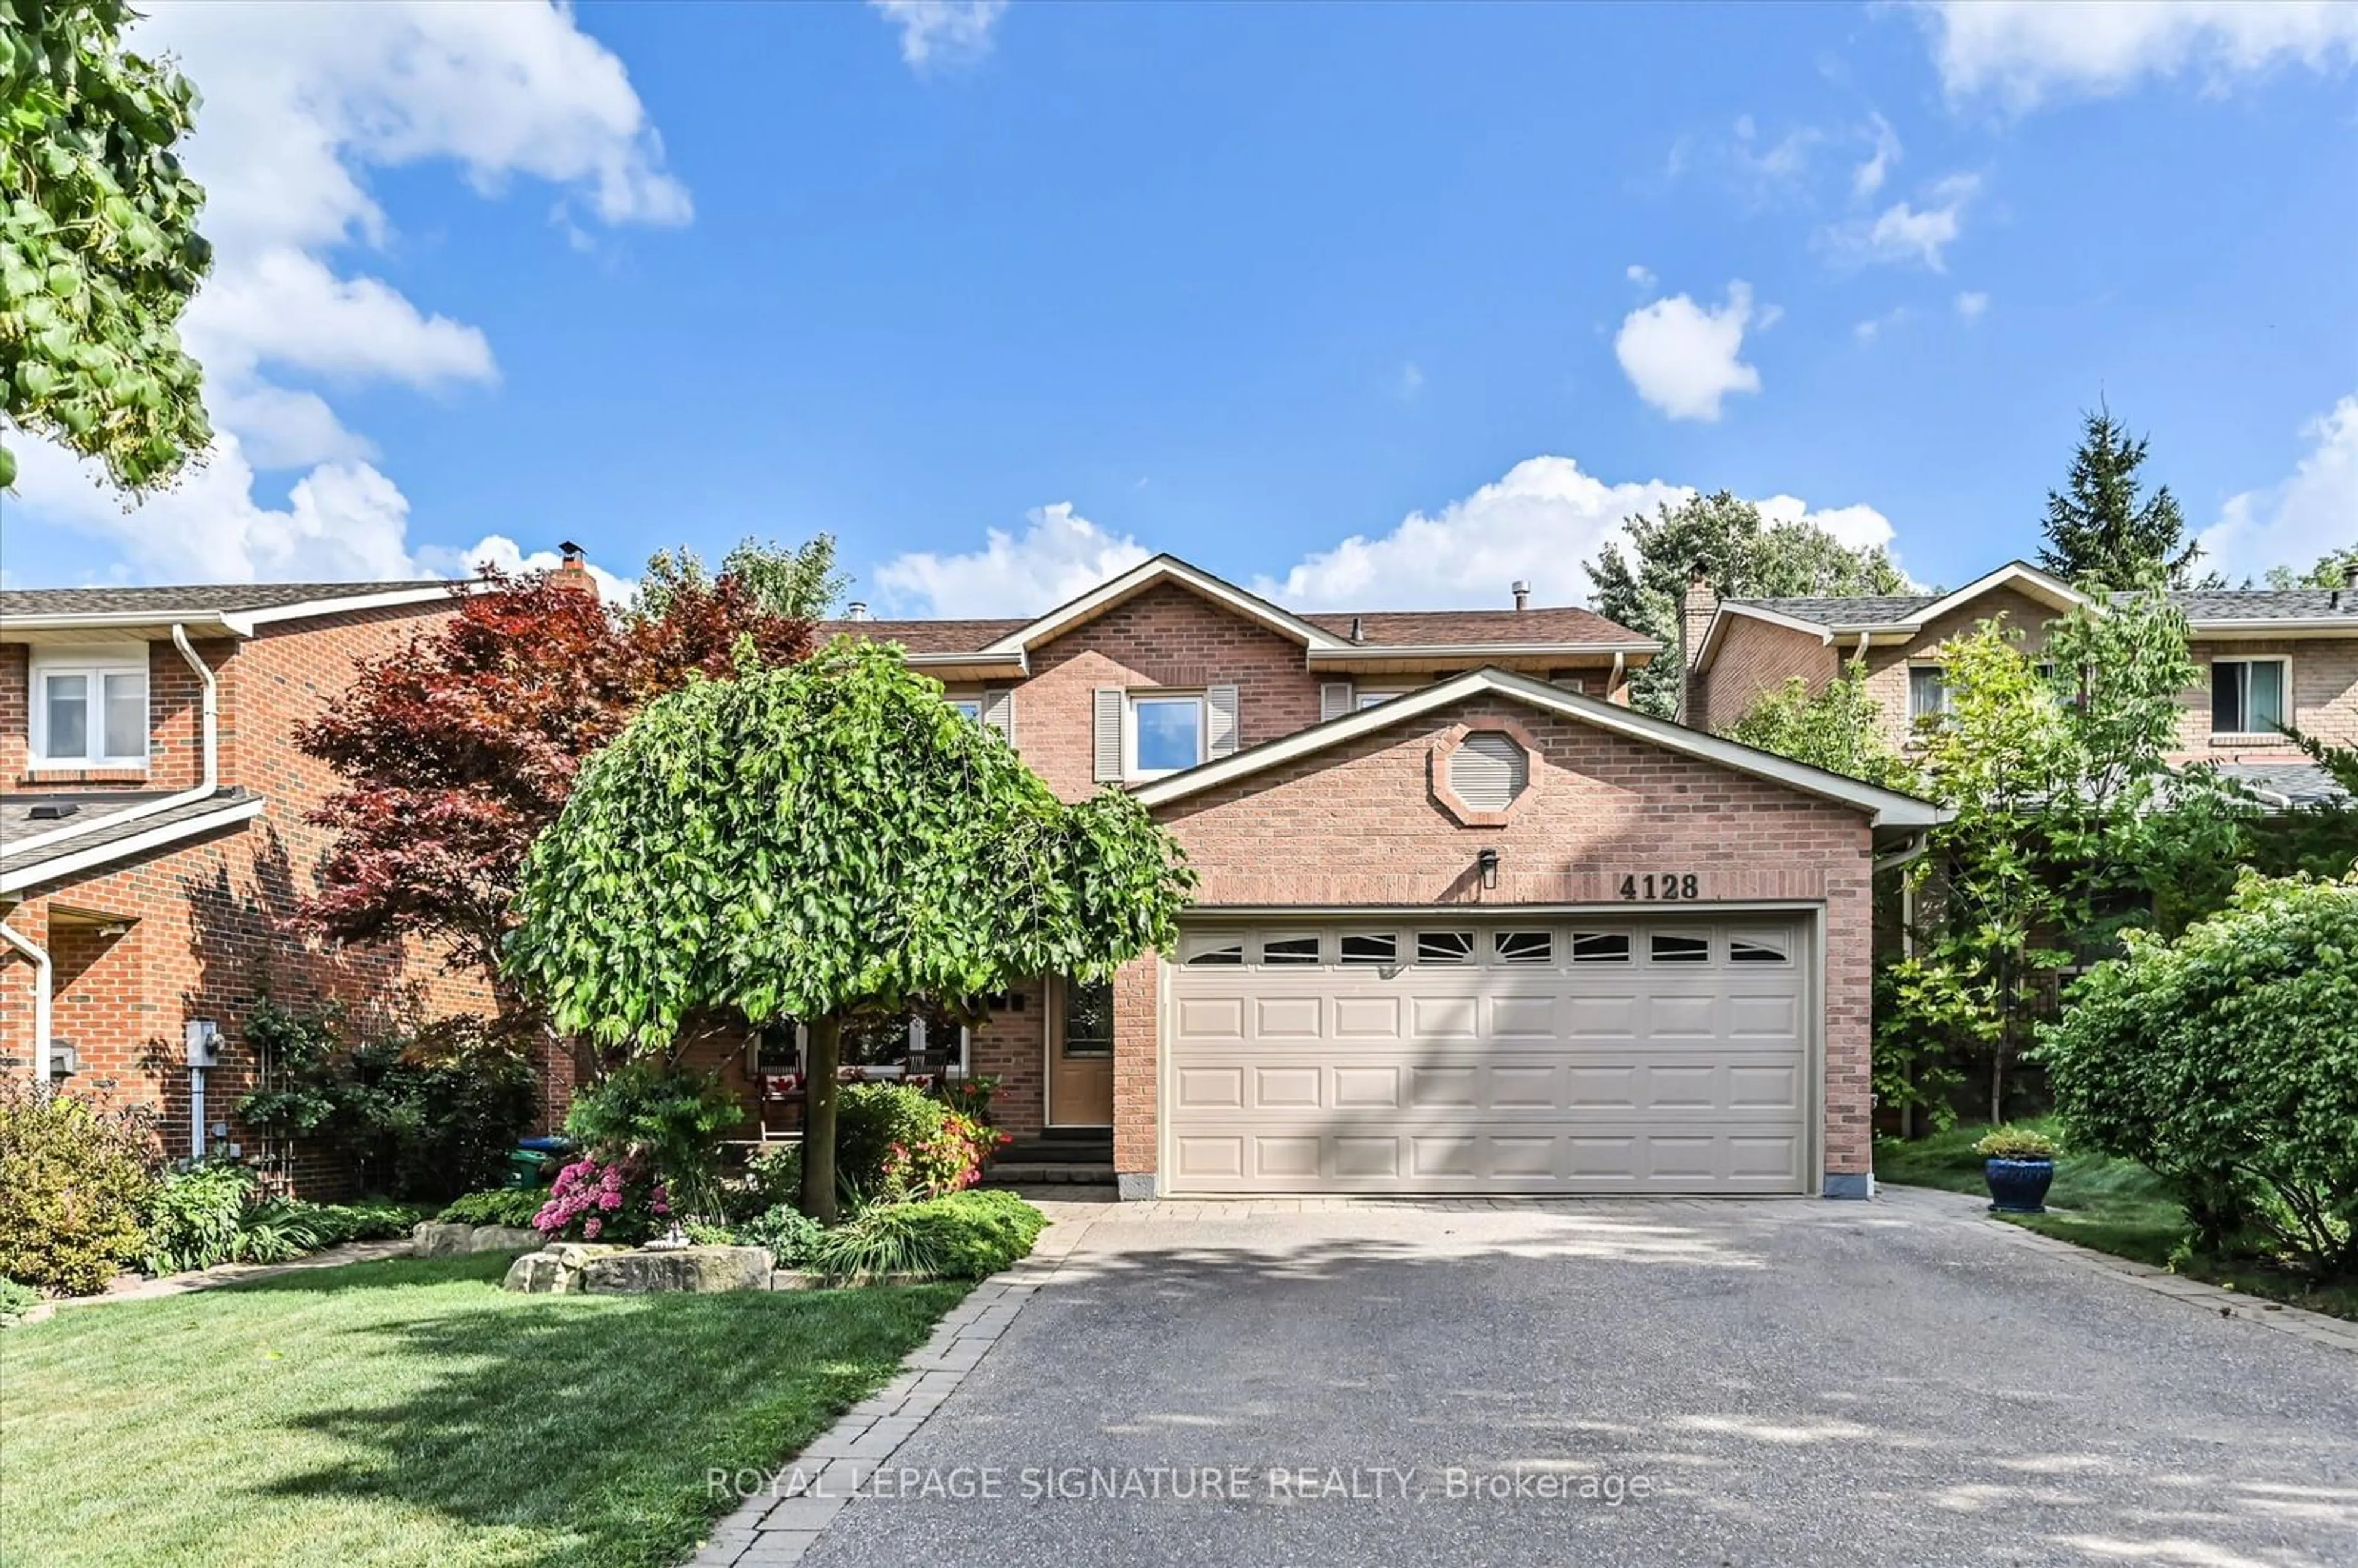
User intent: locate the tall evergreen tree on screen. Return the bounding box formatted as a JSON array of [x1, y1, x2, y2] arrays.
[[1586, 490, 1907, 718], [2036, 402, 2198, 588]]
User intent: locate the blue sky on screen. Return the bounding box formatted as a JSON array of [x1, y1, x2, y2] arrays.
[[6, 1, 2354, 613]]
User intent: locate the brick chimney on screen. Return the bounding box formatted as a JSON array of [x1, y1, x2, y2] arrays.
[[553, 540, 597, 596], [1678, 561, 1719, 723]]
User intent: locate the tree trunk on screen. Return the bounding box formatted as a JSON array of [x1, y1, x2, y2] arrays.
[[801, 1014, 842, 1224]]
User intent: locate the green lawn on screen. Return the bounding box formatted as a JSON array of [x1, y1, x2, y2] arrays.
[[1, 1253, 965, 1567], [1876, 1119, 2358, 1322]]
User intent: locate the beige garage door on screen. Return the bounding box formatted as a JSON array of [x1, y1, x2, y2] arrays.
[[1163, 916, 1813, 1195]]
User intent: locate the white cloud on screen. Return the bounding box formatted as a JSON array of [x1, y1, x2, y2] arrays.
[[1955, 290, 1990, 319], [1614, 281, 1763, 422], [10, 1, 687, 586], [1395, 362, 1425, 400], [1820, 173, 1979, 271], [2196, 395, 2358, 583], [1853, 112, 1902, 200], [416, 534, 637, 604], [869, 0, 1008, 72], [1625, 263, 1657, 289], [876, 459, 1905, 620], [1918, 0, 2358, 110], [1853, 306, 1912, 343], [1255, 458, 1900, 610], [873, 503, 1151, 617]]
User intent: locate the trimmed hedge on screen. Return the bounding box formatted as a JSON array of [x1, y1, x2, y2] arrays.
[[2037, 871, 2358, 1276]]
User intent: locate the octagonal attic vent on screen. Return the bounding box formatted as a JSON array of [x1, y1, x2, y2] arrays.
[[1431, 721, 1539, 827]]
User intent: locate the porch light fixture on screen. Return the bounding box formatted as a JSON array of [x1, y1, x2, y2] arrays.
[[1477, 847, 1500, 891]]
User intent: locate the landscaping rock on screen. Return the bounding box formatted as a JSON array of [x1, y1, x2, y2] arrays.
[[578, 1246, 773, 1295], [412, 1223, 474, 1259], [464, 1226, 544, 1254], [500, 1243, 625, 1294]]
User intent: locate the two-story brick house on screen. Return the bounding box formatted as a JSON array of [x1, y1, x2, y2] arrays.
[[0, 577, 504, 1193], [790, 554, 1943, 1200], [1681, 559, 2358, 805]]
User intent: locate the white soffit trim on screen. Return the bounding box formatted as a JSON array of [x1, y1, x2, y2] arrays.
[[2188, 618, 2358, 638], [1691, 602, 1837, 673], [1909, 560, 2090, 624], [1130, 665, 1947, 827], [1305, 639, 1662, 662], [976, 554, 1349, 656], [0, 798, 265, 895], [224, 583, 474, 632]]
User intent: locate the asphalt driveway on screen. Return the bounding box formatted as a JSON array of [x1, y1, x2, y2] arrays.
[[793, 1193, 2358, 1568]]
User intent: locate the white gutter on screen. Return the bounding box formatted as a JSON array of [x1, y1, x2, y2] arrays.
[[1307, 640, 1661, 662], [0, 796, 264, 895], [5, 623, 220, 859], [1872, 828, 1933, 875], [0, 917, 51, 1082]]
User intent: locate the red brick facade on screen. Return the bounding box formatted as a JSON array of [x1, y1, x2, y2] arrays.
[[1, 603, 497, 1196], [1122, 697, 1879, 1186]]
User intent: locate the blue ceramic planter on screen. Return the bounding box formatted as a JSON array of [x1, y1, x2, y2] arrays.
[[1985, 1157, 2055, 1214]]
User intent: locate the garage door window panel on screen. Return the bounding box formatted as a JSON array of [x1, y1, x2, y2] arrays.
[[1493, 931, 1555, 966], [1649, 933, 1711, 964], [1340, 933, 1398, 966], [1571, 932, 1631, 963], [1729, 934, 1791, 964], [1415, 931, 1475, 965], [1260, 934, 1321, 966]]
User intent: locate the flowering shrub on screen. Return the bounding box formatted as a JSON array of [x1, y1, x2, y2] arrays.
[[532, 1155, 670, 1244], [879, 1106, 1008, 1201]]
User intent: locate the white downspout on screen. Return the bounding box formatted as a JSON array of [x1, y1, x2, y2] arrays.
[[0, 917, 52, 1084], [7, 623, 220, 858]]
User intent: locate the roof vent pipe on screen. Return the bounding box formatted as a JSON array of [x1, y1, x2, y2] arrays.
[[846, 602, 870, 622], [1511, 581, 1531, 612], [1350, 615, 1365, 643]]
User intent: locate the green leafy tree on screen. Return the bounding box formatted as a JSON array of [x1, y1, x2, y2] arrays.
[[635, 534, 847, 625], [2037, 871, 2358, 1276], [0, 0, 212, 491], [2034, 402, 2198, 589], [1587, 490, 1907, 718], [2263, 546, 2358, 591], [506, 638, 1196, 1221], [1716, 658, 1915, 790], [1888, 588, 2255, 1123]]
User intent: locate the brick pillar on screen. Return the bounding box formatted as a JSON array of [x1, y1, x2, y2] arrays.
[[1111, 952, 1159, 1199], [1678, 562, 1718, 726]]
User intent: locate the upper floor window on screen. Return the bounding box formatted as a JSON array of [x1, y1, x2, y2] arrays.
[[1127, 693, 1205, 777], [2211, 658, 2287, 736], [947, 696, 984, 723], [31, 646, 147, 770], [1906, 665, 1948, 723]]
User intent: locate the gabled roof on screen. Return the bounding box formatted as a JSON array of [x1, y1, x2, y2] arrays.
[[820, 556, 1659, 669], [1130, 666, 1945, 828], [1700, 560, 2358, 671], [0, 789, 263, 894], [978, 554, 1350, 656], [0, 580, 470, 641]]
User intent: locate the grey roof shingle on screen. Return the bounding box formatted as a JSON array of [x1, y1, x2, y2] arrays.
[[820, 604, 1654, 654], [0, 581, 455, 619], [0, 788, 257, 880], [1731, 586, 2358, 628], [2216, 763, 2351, 810]]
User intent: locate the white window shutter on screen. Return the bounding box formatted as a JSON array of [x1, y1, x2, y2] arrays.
[[981, 686, 1015, 743], [1205, 683, 1240, 758], [1093, 687, 1124, 782], [1448, 732, 1529, 811], [1320, 681, 1353, 721]]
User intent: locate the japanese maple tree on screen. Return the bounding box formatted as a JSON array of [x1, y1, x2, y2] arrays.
[[298, 564, 813, 1025]]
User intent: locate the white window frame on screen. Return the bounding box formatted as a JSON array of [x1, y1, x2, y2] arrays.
[[2209, 656, 2291, 740], [29, 644, 149, 772], [1905, 662, 1949, 723], [1125, 691, 1207, 780], [792, 1013, 970, 1079], [1355, 687, 1410, 710], [943, 689, 985, 723]]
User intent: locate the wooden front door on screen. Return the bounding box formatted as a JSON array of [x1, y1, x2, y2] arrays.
[[1048, 974, 1115, 1127]]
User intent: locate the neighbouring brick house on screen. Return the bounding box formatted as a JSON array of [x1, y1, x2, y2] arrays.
[[1681, 558, 2358, 806], [785, 554, 1943, 1200], [0, 578, 506, 1195]]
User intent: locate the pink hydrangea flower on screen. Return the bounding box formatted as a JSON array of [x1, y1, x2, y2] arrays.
[[583, 1216, 602, 1239]]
